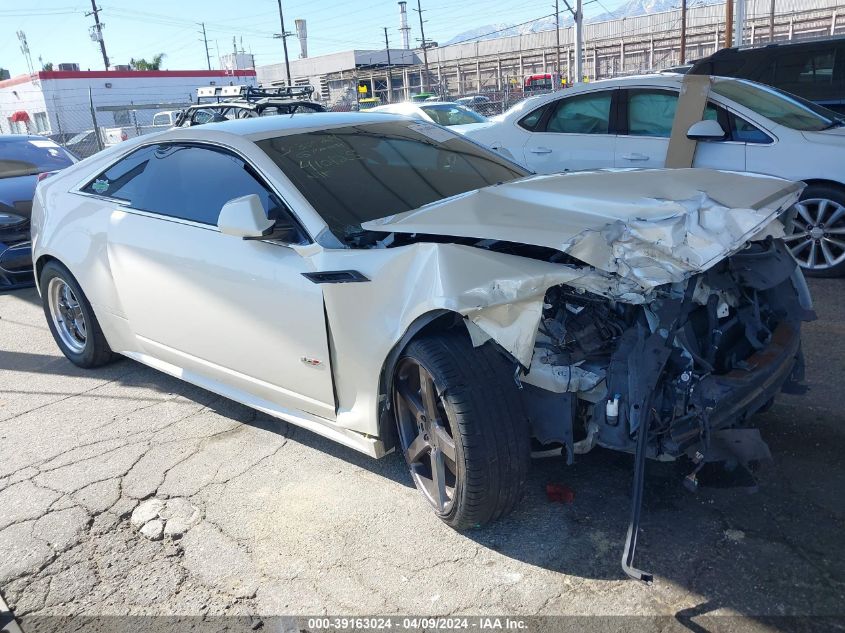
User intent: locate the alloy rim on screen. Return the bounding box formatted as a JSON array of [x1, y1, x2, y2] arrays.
[[393, 358, 458, 514], [47, 277, 87, 354], [784, 198, 845, 270]]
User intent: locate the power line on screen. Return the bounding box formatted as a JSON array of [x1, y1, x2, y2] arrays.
[[199, 22, 211, 70]]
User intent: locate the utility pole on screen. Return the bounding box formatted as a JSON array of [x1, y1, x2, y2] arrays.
[[679, 0, 687, 63], [769, 0, 776, 41], [276, 0, 292, 86], [734, 0, 746, 47], [414, 0, 430, 92], [554, 0, 561, 87], [574, 0, 583, 83], [724, 0, 734, 48], [384, 27, 393, 103], [86, 0, 109, 70], [199, 22, 211, 70]]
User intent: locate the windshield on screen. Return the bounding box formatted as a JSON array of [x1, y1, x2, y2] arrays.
[[0, 138, 74, 179], [420, 104, 487, 125], [256, 121, 528, 243], [712, 79, 840, 131]]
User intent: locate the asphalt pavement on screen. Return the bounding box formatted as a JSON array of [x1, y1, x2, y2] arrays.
[[0, 279, 843, 630]]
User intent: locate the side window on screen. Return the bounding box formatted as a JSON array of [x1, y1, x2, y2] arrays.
[[518, 105, 546, 131], [545, 92, 612, 134], [82, 144, 287, 226], [775, 49, 835, 86], [729, 114, 773, 144], [627, 90, 677, 137]]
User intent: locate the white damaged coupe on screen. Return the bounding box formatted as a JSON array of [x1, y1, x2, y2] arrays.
[[32, 113, 813, 579]]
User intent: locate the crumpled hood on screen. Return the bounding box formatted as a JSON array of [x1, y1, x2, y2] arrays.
[[362, 168, 802, 289]]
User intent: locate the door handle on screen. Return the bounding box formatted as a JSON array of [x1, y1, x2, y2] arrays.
[[621, 153, 650, 161], [529, 147, 553, 154]]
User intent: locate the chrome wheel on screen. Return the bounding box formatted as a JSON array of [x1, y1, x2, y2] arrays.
[[394, 357, 458, 514], [47, 277, 87, 354], [785, 198, 845, 271]]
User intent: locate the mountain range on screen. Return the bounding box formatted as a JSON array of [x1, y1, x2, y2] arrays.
[[442, 0, 723, 46]]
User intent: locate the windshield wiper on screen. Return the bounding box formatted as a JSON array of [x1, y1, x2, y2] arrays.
[[822, 117, 845, 130]]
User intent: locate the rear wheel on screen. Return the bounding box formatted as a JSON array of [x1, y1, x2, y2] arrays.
[[40, 260, 117, 368], [785, 184, 845, 277], [392, 332, 529, 530]]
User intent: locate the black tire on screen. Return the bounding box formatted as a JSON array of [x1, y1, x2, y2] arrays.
[[393, 331, 530, 530], [788, 184, 845, 277], [40, 260, 117, 368]]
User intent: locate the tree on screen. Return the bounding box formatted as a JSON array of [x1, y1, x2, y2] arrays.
[[41, 62, 53, 71], [129, 53, 166, 71]]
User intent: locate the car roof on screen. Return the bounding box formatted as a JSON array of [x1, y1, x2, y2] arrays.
[[159, 111, 414, 140], [0, 134, 55, 142]]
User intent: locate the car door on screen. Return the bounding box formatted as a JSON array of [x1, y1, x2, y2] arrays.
[[83, 142, 337, 420], [521, 89, 617, 173], [614, 88, 745, 171]]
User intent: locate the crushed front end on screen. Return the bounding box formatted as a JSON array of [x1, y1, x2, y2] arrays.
[[520, 237, 813, 580]]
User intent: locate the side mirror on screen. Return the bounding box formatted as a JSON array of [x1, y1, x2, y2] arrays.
[[218, 194, 275, 239], [687, 119, 726, 141]]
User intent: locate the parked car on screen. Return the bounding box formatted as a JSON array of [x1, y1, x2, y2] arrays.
[[688, 37, 845, 114], [176, 85, 325, 127], [462, 74, 845, 276], [63, 130, 101, 159], [1, 135, 75, 288], [456, 94, 497, 116], [33, 113, 810, 579], [370, 101, 488, 130]]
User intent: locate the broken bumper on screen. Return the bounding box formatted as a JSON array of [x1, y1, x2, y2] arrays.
[[666, 322, 802, 456]]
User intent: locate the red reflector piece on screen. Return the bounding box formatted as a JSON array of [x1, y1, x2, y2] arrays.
[[545, 483, 575, 504], [37, 171, 59, 182]]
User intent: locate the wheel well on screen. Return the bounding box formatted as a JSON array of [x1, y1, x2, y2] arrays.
[[799, 179, 845, 195], [376, 310, 467, 450], [34, 254, 57, 289]]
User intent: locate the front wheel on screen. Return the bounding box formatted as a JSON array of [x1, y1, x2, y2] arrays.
[[40, 260, 117, 368], [392, 332, 529, 530], [785, 184, 845, 277]]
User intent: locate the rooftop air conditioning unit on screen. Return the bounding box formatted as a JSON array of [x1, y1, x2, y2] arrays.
[[112, 64, 131, 71], [57, 63, 81, 72]]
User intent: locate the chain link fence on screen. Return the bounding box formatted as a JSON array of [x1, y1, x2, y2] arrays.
[[1, 99, 190, 159]]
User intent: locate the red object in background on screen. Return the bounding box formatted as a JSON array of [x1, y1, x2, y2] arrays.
[[545, 483, 575, 504], [10, 111, 29, 122]]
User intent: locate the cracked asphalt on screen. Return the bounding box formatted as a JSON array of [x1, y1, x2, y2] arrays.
[[0, 279, 843, 627]]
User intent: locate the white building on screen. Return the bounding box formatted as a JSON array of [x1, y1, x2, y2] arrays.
[[0, 68, 257, 136]]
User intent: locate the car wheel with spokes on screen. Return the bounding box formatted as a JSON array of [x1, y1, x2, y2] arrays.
[[392, 332, 530, 530], [785, 185, 845, 277], [40, 260, 117, 368]]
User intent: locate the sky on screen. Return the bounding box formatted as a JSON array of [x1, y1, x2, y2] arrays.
[[1, 0, 629, 77]]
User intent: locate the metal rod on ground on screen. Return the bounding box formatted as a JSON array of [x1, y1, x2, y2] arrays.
[[415, 0, 430, 92], [384, 27, 393, 103], [87, 0, 109, 70], [88, 87, 103, 152], [725, 0, 734, 48], [574, 0, 583, 83], [276, 0, 292, 86], [200, 22, 211, 71], [680, 0, 687, 64]]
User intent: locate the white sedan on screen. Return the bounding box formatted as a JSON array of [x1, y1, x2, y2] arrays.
[[32, 113, 811, 576], [462, 74, 845, 276], [369, 101, 488, 132]]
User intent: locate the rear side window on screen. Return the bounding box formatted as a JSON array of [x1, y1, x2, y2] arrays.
[[546, 92, 612, 134], [518, 105, 547, 131], [627, 90, 677, 137], [81, 143, 285, 225]]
